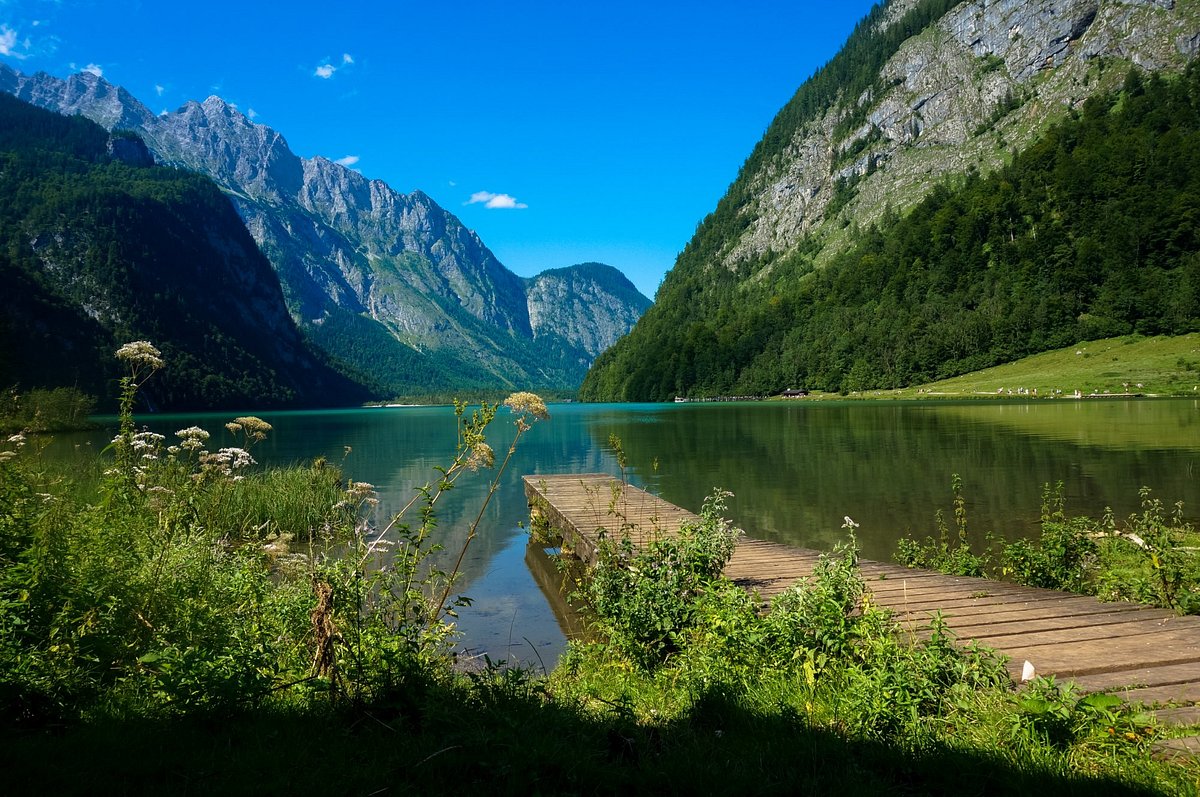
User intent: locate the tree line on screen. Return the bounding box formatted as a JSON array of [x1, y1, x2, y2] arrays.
[[582, 66, 1200, 400]]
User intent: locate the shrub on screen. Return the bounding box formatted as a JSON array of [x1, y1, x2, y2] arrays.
[[894, 474, 989, 577], [585, 489, 742, 668], [999, 482, 1098, 592]]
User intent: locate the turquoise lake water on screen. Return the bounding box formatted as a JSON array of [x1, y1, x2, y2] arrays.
[[60, 398, 1200, 667]]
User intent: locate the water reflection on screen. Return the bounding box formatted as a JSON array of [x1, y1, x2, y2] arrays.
[[590, 400, 1199, 560], [52, 398, 1199, 667]]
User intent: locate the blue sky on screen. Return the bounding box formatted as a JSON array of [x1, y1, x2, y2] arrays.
[[0, 0, 877, 298]]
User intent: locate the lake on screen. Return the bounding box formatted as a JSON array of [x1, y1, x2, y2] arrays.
[[60, 398, 1199, 668]]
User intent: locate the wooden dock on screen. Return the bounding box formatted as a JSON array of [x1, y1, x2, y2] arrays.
[[524, 473, 1200, 747]]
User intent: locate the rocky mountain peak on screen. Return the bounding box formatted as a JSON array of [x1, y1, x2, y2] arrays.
[[526, 263, 652, 358], [1, 63, 154, 133], [724, 0, 1200, 270], [2, 62, 650, 393]]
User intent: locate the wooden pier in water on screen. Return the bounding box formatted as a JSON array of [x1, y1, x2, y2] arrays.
[[524, 473, 1200, 758]]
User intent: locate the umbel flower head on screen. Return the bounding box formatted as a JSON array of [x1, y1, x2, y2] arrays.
[[503, 392, 548, 421], [465, 441, 495, 471], [115, 341, 164, 371], [175, 426, 210, 452], [226, 416, 273, 443]]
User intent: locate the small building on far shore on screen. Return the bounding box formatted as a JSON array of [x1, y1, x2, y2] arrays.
[[779, 388, 809, 398]]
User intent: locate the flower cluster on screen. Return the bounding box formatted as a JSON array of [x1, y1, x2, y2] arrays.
[[130, 431, 165, 458], [199, 447, 257, 477], [465, 442, 495, 471], [0, 433, 26, 462], [175, 426, 210, 452], [225, 416, 272, 444], [346, 481, 379, 507], [115, 341, 164, 371], [503, 391, 548, 421]]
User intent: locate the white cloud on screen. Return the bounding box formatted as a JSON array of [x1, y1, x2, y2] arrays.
[[82, 63, 102, 77], [0, 25, 18, 56], [155, 84, 164, 96], [342, 53, 354, 65], [247, 107, 258, 120], [334, 155, 359, 167], [448, 180, 457, 187], [467, 191, 528, 210], [314, 63, 335, 79]]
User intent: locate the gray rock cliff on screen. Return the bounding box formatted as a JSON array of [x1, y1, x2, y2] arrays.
[[525, 263, 653, 363], [0, 64, 650, 392], [726, 0, 1200, 273]]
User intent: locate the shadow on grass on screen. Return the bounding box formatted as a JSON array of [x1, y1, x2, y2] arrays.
[[0, 672, 1174, 796]]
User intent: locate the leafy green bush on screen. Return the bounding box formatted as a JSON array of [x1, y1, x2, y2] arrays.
[[1013, 676, 1155, 752], [998, 484, 1199, 614], [999, 483, 1097, 592], [894, 474, 989, 576], [0, 387, 95, 433], [764, 538, 865, 662], [1091, 488, 1200, 614], [0, 341, 549, 722], [585, 489, 741, 668]]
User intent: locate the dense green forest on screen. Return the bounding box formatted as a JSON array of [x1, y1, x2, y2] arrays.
[[582, 65, 1200, 400], [0, 93, 367, 411]]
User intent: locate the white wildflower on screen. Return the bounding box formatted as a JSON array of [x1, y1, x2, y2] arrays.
[[7, 433, 26, 446], [115, 341, 164, 370], [465, 442, 495, 471], [175, 426, 210, 452], [130, 431, 165, 452], [503, 391, 549, 420], [0, 451, 15, 462], [225, 416, 272, 442], [220, 447, 256, 470]]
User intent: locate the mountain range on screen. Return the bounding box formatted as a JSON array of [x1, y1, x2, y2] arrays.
[[0, 93, 365, 409], [581, 0, 1200, 400], [0, 63, 651, 400]]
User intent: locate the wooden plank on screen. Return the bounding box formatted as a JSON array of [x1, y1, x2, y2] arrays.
[[948, 616, 1195, 647], [1114, 684, 1200, 705], [998, 631, 1200, 677], [938, 600, 1157, 623], [1150, 707, 1200, 727], [523, 473, 1200, 708], [1152, 736, 1200, 760], [1070, 662, 1200, 692], [942, 608, 1177, 639]]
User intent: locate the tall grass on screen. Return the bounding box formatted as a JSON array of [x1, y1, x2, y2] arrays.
[[2, 343, 1195, 793]]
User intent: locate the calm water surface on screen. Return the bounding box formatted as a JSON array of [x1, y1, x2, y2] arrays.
[[63, 399, 1199, 667]]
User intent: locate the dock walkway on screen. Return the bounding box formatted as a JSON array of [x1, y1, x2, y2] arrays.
[[524, 473, 1200, 751]]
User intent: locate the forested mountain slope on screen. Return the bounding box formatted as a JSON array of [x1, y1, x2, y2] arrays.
[[583, 0, 1200, 400], [0, 94, 365, 410], [0, 65, 650, 395]]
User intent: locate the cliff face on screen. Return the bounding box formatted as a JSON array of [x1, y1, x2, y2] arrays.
[[1, 66, 650, 393], [525, 263, 654, 361], [728, 0, 1199, 271], [580, 0, 1200, 401], [0, 93, 363, 409]]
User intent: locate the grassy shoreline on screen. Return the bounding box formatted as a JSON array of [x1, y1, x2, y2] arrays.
[[766, 334, 1200, 402], [3, 346, 1198, 794]]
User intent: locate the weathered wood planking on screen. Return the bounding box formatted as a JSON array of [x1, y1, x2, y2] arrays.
[[522, 473, 1200, 747]]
